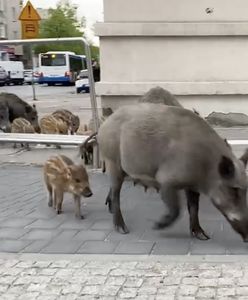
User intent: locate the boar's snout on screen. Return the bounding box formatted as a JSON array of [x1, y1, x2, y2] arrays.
[[82, 187, 92, 198], [227, 214, 248, 242]]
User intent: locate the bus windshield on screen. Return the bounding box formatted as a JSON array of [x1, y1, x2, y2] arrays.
[[41, 54, 66, 66]]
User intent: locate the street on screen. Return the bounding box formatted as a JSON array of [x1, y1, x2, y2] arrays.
[[0, 84, 101, 124]]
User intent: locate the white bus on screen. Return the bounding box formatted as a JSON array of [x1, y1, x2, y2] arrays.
[[38, 51, 86, 86]]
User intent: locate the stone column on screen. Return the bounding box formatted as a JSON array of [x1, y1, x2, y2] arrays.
[[95, 0, 248, 116]]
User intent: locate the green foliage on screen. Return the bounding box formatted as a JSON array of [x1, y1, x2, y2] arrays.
[[34, 0, 99, 58]]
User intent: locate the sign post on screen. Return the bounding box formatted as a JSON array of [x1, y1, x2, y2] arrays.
[[19, 1, 41, 100]]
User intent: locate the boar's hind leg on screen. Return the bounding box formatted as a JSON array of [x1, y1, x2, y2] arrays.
[[109, 163, 129, 234], [186, 190, 210, 240], [154, 186, 180, 229]]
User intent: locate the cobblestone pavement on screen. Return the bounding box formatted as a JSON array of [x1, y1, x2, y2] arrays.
[[0, 163, 248, 255], [0, 254, 248, 299]]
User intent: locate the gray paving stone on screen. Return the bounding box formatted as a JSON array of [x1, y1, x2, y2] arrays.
[[0, 240, 31, 252], [59, 219, 94, 230], [73, 230, 109, 241], [90, 219, 113, 230], [0, 228, 30, 239], [21, 240, 51, 253], [0, 218, 35, 228], [152, 239, 191, 255], [21, 229, 61, 240], [190, 240, 227, 255], [114, 241, 154, 255], [77, 241, 118, 254], [41, 240, 84, 254], [54, 230, 79, 240], [25, 219, 64, 229]]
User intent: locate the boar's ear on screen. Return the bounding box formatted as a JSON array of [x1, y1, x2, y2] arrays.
[[25, 105, 32, 113], [240, 149, 248, 167], [218, 155, 235, 179]]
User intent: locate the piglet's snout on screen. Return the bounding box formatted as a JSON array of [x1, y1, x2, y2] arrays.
[[82, 187, 93, 198]]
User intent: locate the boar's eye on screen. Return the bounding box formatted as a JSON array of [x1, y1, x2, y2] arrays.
[[31, 117, 36, 121], [75, 179, 81, 183], [0, 116, 3, 120]]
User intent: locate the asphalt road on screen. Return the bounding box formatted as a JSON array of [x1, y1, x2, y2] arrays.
[[0, 84, 101, 126]]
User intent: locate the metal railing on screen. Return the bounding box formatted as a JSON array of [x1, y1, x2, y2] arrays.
[[0, 37, 100, 167]]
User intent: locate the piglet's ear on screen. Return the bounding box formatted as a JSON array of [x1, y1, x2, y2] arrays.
[[65, 167, 72, 180], [218, 155, 235, 180], [240, 148, 248, 167]]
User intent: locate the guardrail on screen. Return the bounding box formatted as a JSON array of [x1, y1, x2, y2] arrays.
[[0, 133, 90, 146], [0, 36, 100, 167]]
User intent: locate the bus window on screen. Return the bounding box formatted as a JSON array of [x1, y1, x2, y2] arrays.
[[69, 56, 83, 72], [41, 54, 66, 66]]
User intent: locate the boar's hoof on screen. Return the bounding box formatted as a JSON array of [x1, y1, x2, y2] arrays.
[[48, 201, 52, 207], [153, 213, 179, 230], [191, 228, 210, 240], [56, 209, 62, 215], [76, 214, 84, 220], [115, 224, 129, 234]]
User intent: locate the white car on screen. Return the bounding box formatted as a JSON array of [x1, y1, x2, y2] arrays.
[[24, 69, 39, 85], [75, 70, 89, 93]]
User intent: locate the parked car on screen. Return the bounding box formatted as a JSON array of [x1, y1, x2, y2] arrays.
[[0, 66, 7, 86], [0, 61, 24, 85], [75, 69, 89, 93], [24, 69, 39, 85]]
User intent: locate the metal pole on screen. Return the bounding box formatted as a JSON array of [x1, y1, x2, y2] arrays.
[[30, 46, 37, 101], [0, 37, 100, 168]]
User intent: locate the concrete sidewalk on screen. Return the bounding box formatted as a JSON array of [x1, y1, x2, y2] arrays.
[[0, 163, 247, 255], [0, 254, 247, 299]]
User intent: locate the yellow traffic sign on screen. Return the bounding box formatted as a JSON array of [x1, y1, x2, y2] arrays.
[[21, 20, 39, 39], [19, 1, 41, 21]]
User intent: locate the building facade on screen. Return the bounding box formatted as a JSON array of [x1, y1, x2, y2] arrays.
[[0, 0, 22, 58], [95, 0, 248, 116]]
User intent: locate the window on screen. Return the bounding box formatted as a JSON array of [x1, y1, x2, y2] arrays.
[[41, 54, 66, 66], [69, 56, 83, 72], [0, 24, 5, 38], [0, 0, 4, 11]]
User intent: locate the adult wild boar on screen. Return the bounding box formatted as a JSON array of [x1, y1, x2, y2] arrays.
[[98, 103, 248, 241], [0, 93, 40, 132], [139, 86, 183, 107]]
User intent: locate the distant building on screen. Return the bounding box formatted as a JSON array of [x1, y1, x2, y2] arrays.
[[0, 0, 23, 59], [37, 8, 50, 20]]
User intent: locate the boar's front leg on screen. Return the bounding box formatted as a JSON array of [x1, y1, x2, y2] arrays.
[[55, 189, 63, 214], [186, 189, 210, 240], [105, 188, 113, 213], [154, 186, 180, 229], [109, 163, 129, 234]]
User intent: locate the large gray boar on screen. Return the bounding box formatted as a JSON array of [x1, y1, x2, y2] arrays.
[[0, 93, 40, 132], [98, 103, 248, 241], [139, 86, 183, 107]]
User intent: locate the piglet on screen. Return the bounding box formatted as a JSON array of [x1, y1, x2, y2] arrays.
[[43, 155, 92, 219]]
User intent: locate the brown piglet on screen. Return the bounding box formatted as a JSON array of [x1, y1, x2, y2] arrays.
[[43, 155, 93, 219]]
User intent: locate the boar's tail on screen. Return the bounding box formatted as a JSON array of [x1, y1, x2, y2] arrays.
[[78, 131, 98, 159]]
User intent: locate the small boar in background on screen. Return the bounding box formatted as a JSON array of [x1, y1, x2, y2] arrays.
[[43, 155, 93, 218], [40, 115, 69, 135], [0, 93, 40, 132], [11, 117, 35, 150], [52, 109, 80, 134]]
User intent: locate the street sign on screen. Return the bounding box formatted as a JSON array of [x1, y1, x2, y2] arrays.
[[21, 21, 39, 39], [19, 1, 41, 21], [19, 1, 41, 39]]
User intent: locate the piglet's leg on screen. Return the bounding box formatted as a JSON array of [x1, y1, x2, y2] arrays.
[[74, 195, 83, 219], [55, 189, 63, 214]]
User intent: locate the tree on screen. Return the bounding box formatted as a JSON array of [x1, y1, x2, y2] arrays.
[[35, 0, 99, 58]]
